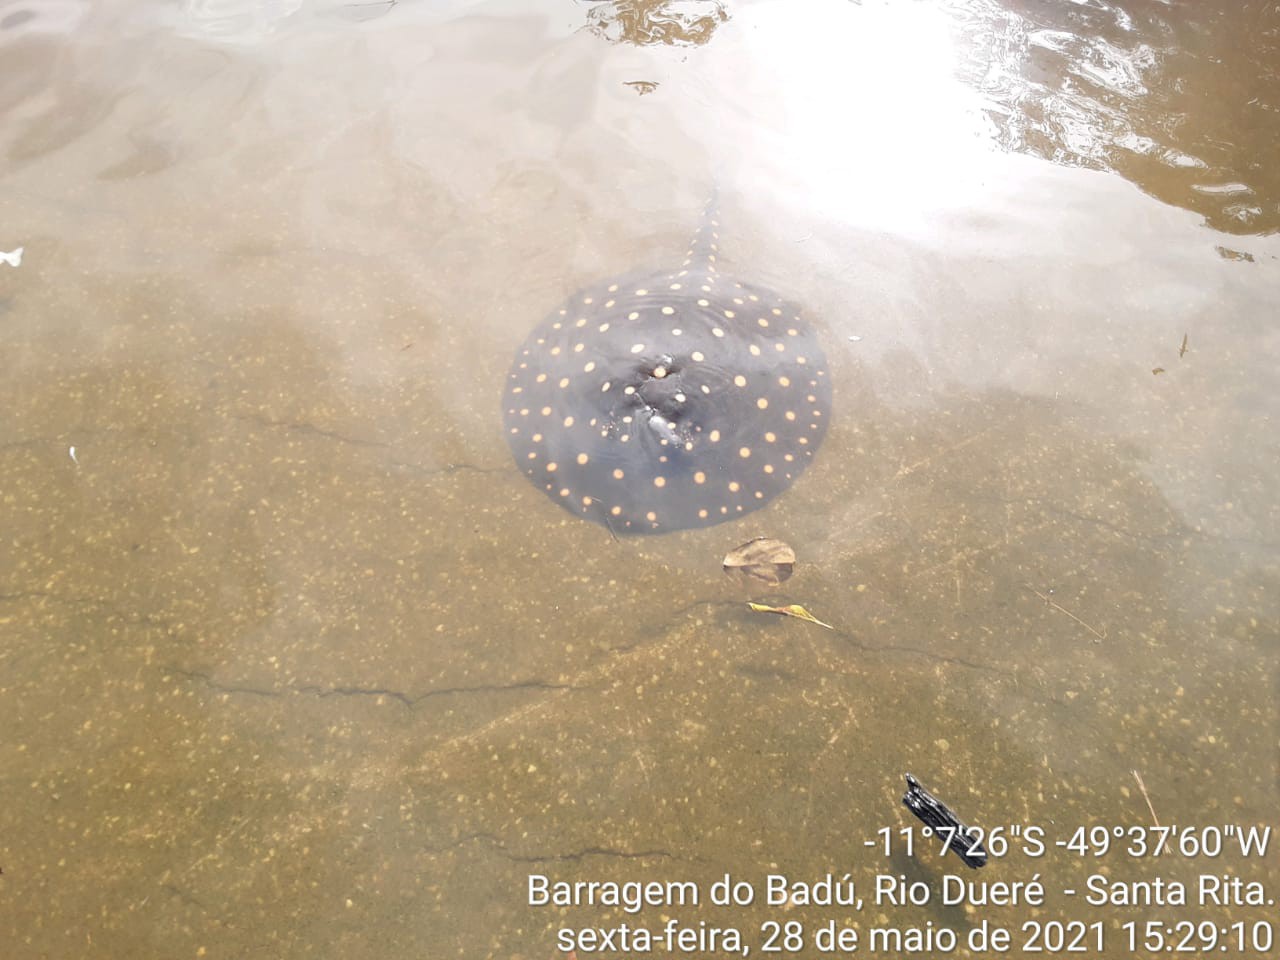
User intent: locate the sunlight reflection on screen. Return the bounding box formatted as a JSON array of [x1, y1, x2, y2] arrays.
[[706, 0, 996, 234]]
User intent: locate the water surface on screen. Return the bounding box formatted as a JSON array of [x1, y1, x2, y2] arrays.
[[1, 0, 1277, 956]]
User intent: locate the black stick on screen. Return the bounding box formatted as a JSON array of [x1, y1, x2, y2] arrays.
[[901, 773, 988, 869]]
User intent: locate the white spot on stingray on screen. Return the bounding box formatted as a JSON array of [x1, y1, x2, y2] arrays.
[[653, 476, 666, 488], [599, 322, 610, 332], [577, 453, 589, 464], [661, 306, 675, 315], [635, 288, 648, 296], [630, 343, 645, 354], [563, 416, 575, 427], [733, 375, 747, 387], [584, 361, 596, 372], [691, 350, 704, 361], [558, 377, 569, 388], [756, 398, 768, 409], [712, 328, 725, 338]]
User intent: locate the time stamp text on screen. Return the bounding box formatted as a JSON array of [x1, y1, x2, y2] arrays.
[[527, 823, 1275, 955]]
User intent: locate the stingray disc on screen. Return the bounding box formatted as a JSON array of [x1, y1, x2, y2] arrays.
[[503, 213, 830, 534]]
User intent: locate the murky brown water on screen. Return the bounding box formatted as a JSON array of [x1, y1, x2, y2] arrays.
[[1, 0, 1277, 957]]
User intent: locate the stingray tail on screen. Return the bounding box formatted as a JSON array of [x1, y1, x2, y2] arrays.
[[683, 187, 721, 275]]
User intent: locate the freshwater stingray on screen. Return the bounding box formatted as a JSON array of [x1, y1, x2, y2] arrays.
[[503, 198, 831, 534]]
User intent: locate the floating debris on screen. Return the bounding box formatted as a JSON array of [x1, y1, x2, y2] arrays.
[[1214, 245, 1254, 262], [1152, 366, 1166, 376], [623, 80, 659, 95], [0, 246, 22, 267], [1179, 333, 1188, 358], [901, 773, 988, 869], [723, 537, 795, 586], [747, 602, 831, 629], [68, 446, 79, 465], [581, 0, 729, 47]]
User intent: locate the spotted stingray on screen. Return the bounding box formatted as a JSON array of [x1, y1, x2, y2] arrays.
[[503, 197, 831, 534]]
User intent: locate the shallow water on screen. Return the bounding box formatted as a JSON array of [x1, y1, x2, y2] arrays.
[[1, 0, 1277, 957]]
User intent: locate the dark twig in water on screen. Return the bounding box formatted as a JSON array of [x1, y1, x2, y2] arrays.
[[590, 497, 620, 543], [901, 774, 988, 869], [1022, 583, 1107, 643]]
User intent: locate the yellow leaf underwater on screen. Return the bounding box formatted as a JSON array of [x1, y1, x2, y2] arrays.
[[747, 602, 833, 629]]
